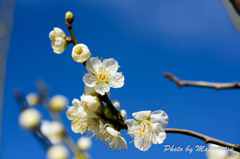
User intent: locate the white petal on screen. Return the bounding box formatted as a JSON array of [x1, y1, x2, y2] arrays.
[[49, 30, 55, 41], [125, 119, 134, 127], [83, 73, 97, 87], [118, 136, 128, 150], [126, 120, 139, 138], [132, 111, 151, 121], [54, 27, 65, 38], [103, 58, 118, 74], [94, 82, 110, 96], [134, 136, 152, 151], [109, 72, 124, 88], [106, 127, 118, 137], [86, 57, 102, 74], [112, 100, 120, 111], [150, 110, 169, 128], [52, 37, 66, 54], [151, 123, 166, 144], [72, 98, 81, 107], [66, 106, 75, 120]]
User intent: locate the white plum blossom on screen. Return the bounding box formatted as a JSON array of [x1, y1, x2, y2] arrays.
[[206, 144, 240, 159], [206, 144, 229, 159], [83, 57, 124, 95], [66, 98, 103, 138], [40, 120, 64, 144], [47, 145, 69, 159], [100, 124, 128, 150], [80, 94, 101, 113], [72, 44, 91, 63], [49, 95, 68, 112], [77, 137, 92, 151], [49, 27, 67, 54], [26, 93, 39, 106], [19, 108, 41, 130], [125, 110, 169, 151]]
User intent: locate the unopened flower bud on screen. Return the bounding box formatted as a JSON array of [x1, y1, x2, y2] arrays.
[[77, 137, 92, 151], [120, 109, 127, 120], [47, 145, 69, 159], [19, 108, 41, 130], [84, 86, 98, 96], [65, 11, 74, 23], [81, 94, 101, 113], [72, 44, 91, 63], [49, 95, 68, 112], [26, 93, 39, 106], [112, 100, 120, 111]]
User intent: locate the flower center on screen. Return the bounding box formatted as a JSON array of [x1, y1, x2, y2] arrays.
[[137, 120, 151, 138], [97, 73, 107, 82], [75, 46, 83, 55]]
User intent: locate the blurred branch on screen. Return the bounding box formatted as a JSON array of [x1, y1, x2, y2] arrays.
[[229, 0, 240, 15], [165, 128, 240, 152], [13, 89, 52, 150], [163, 72, 240, 90], [36, 81, 78, 155], [0, 0, 17, 152], [221, 0, 240, 33]]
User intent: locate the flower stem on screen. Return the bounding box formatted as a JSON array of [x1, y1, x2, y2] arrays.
[[65, 22, 78, 45]]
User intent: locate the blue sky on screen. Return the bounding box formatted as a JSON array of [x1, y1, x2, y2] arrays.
[[1, 0, 240, 158]]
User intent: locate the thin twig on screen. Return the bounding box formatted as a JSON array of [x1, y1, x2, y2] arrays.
[[36, 81, 78, 154], [163, 72, 240, 90], [13, 89, 52, 150], [165, 128, 240, 152]]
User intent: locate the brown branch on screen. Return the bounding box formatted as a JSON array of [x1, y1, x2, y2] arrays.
[[165, 128, 240, 152], [230, 0, 240, 15], [163, 72, 240, 90]]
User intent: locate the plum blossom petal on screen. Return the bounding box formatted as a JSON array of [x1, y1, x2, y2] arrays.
[[150, 110, 169, 128], [83, 73, 97, 87]]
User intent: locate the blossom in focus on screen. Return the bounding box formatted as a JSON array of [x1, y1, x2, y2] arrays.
[[100, 124, 128, 150], [80, 94, 101, 113], [40, 120, 64, 144], [19, 108, 41, 130], [77, 137, 92, 151], [72, 44, 91, 63], [83, 57, 124, 95], [66, 98, 103, 138], [47, 145, 69, 159], [49, 95, 68, 112], [49, 27, 67, 54], [125, 110, 169, 151]]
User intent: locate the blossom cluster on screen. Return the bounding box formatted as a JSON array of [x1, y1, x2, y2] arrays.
[[18, 88, 92, 159], [48, 11, 170, 152]]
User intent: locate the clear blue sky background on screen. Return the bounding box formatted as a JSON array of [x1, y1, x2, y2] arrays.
[[1, 0, 240, 158]]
